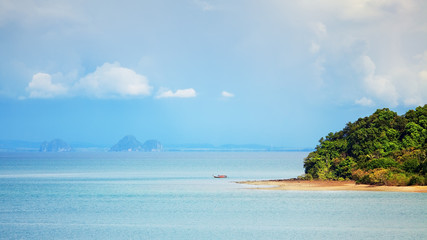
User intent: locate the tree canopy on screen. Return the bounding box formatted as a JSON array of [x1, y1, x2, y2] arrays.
[[302, 105, 427, 186]]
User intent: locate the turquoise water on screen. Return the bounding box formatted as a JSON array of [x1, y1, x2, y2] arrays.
[[0, 152, 426, 239]]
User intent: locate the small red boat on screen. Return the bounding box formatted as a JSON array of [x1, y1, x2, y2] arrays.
[[213, 175, 227, 178]]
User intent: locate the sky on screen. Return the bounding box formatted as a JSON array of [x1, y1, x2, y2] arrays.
[[0, 0, 427, 148]]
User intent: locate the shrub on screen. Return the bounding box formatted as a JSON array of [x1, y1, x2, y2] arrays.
[[297, 173, 313, 180], [408, 175, 425, 186], [365, 158, 398, 170], [385, 172, 410, 186], [351, 169, 368, 183], [367, 169, 390, 185], [402, 158, 420, 173]]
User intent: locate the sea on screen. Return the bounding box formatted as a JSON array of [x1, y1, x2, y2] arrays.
[[0, 152, 426, 240]]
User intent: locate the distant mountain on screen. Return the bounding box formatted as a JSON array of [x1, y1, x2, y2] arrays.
[[142, 139, 163, 152], [110, 135, 142, 152], [0, 138, 309, 152], [110, 135, 162, 152], [39, 139, 73, 152]]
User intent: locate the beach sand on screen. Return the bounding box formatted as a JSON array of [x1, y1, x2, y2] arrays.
[[238, 179, 427, 193]]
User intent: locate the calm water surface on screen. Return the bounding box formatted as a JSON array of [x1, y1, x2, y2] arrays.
[[0, 152, 426, 239]]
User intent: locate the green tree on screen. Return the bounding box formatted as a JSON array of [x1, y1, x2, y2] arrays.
[[402, 122, 426, 148]]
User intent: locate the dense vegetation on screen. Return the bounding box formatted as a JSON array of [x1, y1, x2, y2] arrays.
[[302, 105, 427, 186]]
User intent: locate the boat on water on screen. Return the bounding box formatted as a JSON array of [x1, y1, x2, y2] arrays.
[[213, 175, 227, 178]]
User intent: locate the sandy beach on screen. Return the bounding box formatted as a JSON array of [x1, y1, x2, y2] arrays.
[[238, 179, 427, 193]]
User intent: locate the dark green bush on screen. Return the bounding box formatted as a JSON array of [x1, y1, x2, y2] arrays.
[[365, 158, 398, 170]]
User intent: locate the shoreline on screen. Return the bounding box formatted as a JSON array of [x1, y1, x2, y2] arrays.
[[237, 179, 427, 193]]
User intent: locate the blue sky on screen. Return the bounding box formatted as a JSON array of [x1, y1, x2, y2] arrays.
[[0, 0, 426, 147]]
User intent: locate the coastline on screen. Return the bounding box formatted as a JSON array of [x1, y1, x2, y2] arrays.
[[237, 179, 427, 193]]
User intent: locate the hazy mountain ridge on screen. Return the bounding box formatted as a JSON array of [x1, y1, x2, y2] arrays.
[[0, 138, 310, 152]]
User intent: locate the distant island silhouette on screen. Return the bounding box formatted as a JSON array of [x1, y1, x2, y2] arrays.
[[110, 135, 162, 152], [39, 139, 73, 152]]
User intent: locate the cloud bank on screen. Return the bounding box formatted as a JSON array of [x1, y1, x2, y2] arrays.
[[270, 0, 427, 107], [7, 1, 427, 108], [354, 53, 427, 107], [358, 55, 399, 107], [26, 62, 153, 99], [26, 63, 200, 100]]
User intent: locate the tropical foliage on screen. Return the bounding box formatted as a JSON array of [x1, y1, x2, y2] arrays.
[[302, 105, 427, 186]]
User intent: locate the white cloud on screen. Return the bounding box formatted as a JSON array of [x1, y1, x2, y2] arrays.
[[26, 72, 68, 98], [24, 63, 206, 101], [156, 88, 197, 99], [75, 62, 152, 98], [358, 55, 399, 107], [394, 66, 427, 107], [266, 1, 425, 107], [25, 62, 152, 99], [355, 97, 374, 106], [221, 91, 234, 98], [354, 53, 427, 107]]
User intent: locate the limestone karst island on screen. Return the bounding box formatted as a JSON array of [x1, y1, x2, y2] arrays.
[[110, 135, 162, 152], [39, 139, 73, 152]]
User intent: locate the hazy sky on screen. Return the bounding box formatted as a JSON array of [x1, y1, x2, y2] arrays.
[[1, 0, 426, 147]]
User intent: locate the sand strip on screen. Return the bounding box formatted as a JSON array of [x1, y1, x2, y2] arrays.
[[237, 179, 427, 193]]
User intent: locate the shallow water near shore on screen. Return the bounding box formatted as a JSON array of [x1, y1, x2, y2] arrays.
[[0, 152, 426, 239]]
